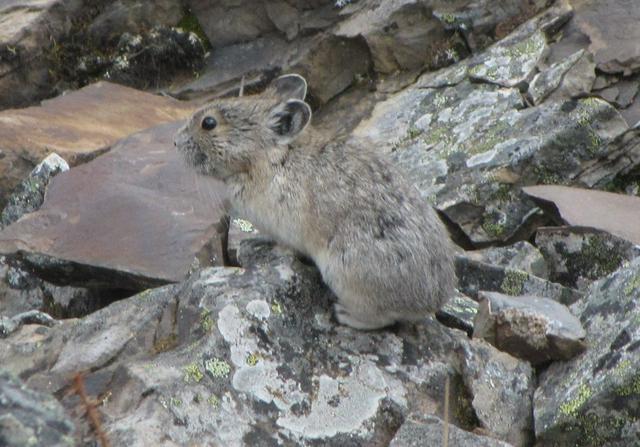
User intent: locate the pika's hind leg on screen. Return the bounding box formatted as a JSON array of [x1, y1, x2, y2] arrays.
[[333, 302, 397, 330]]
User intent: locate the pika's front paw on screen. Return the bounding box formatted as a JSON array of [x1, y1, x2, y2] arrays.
[[333, 303, 396, 330]]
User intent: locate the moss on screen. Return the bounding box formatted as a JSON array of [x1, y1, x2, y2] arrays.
[[204, 358, 231, 378], [177, 9, 211, 49], [423, 126, 454, 147], [564, 235, 624, 281], [441, 13, 457, 25], [559, 383, 592, 418], [615, 372, 640, 397], [184, 362, 204, 383], [500, 269, 529, 295], [507, 34, 544, 58], [200, 309, 214, 332], [482, 213, 506, 238], [406, 126, 421, 140], [533, 166, 564, 185]]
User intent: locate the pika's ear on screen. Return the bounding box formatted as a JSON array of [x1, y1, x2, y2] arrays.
[[269, 99, 312, 140], [267, 74, 308, 101]]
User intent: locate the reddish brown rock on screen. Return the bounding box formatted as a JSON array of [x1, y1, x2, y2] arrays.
[[0, 121, 227, 290], [523, 185, 640, 246], [0, 81, 194, 208]]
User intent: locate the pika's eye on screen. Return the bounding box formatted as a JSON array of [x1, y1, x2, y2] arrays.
[[201, 116, 217, 131]]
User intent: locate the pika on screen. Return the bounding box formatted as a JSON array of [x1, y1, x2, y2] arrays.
[[175, 74, 456, 330]]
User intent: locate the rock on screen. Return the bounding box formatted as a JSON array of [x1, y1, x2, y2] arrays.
[[458, 338, 535, 446], [1, 153, 69, 228], [0, 1, 79, 109], [0, 120, 227, 290], [0, 81, 193, 210], [92, 27, 206, 90], [455, 255, 582, 305], [464, 241, 549, 279], [523, 185, 640, 246], [0, 369, 75, 447], [171, 36, 290, 100], [173, 33, 371, 105], [536, 226, 640, 290], [389, 414, 514, 447], [351, 19, 629, 245], [570, 0, 640, 75], [86, 0, 183, 46], [534, 256, 640, 446], [334, 0, 465, 74], [0, 310, 58, 338], [529, 49, 596, 104], [468, 29, 548, 89], [437, 292, 479, 336], [473, 291, 587, 365], [288, 34, 371, 104], [0, 241, 533, 446]]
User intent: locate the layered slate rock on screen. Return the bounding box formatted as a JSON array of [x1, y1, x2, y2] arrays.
[[0, 369, 75, 447], [455, 255, 581, 305], [0, 121, 227, 290], [350, 7, 631, 245], [0, 82, 193, 209], [464, 241, 549, 279], [474, 291, 587, 365], [536, 226, 640, 290], [389, 415, 514, 447], [0, 242, 535, 446], [534, 257, 640, 447]]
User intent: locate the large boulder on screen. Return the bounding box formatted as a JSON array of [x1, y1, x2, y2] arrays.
[[0, 241, 535, 446], [0, 120, 227, 290]]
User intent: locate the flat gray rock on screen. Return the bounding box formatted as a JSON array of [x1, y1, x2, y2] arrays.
[[474, 291, 587, 365], [390, 415, 514, 447]]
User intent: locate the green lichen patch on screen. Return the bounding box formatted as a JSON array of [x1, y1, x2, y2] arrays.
[[563, 235, 625, 282], [559, 383, 592, 418], [500, 269, 529, 295], [270, 300, 284, 315], [200, 309, 214, 332], [204, 358, 231, 378], [624, 275, 640, 296], [246, 353, 261, 367], [183, 362, 204, 383], [207, 394, 220, 408]]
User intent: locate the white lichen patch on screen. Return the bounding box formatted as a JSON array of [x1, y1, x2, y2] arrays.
[[276, 360, 389, 439], [246, 300, 271, 320]]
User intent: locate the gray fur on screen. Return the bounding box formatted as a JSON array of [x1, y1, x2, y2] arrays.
[[174, 74, 456, 330]]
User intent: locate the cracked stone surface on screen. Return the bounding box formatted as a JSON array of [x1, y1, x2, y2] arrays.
[[473, 291, 587, 365], [534, 256, 640, 447], [350, 9, 630, 245], [0, 241, 535, 446]]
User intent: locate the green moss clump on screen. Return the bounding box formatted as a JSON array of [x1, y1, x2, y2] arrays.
[[177, 9, 211, 50], [624, 275, 640, 296], [500, 269, 529, 295]]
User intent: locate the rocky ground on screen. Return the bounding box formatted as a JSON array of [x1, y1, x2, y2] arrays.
[[1, 0, 639, 446]]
